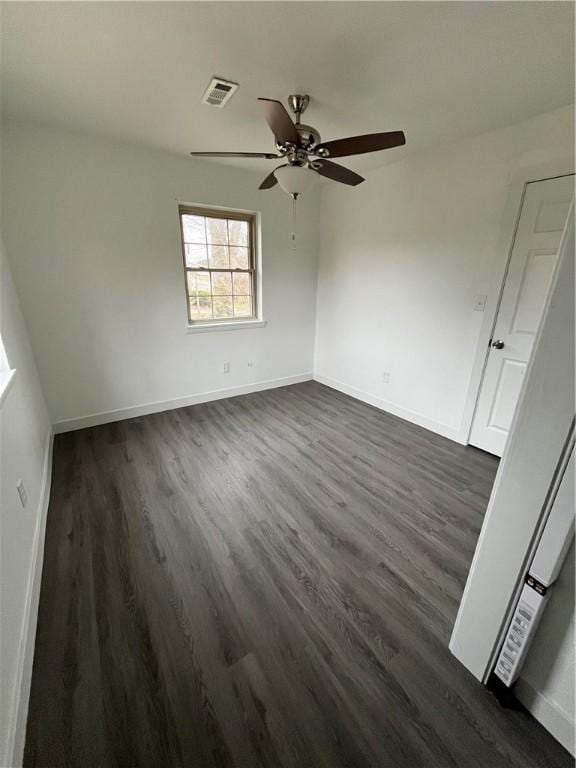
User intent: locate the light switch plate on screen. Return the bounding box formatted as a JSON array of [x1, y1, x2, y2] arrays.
[[473, 294, 487, 312]]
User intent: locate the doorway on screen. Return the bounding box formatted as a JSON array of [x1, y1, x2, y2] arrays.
[[469, 174, 574, 456]]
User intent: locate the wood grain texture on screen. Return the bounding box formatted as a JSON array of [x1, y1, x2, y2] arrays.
[[24, 381, 571, 767]]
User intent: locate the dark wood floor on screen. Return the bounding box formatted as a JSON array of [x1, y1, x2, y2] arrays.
[[25, 381, 571, 767]]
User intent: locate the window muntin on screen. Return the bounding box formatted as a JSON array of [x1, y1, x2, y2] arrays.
[[179, 206, 257, 324]]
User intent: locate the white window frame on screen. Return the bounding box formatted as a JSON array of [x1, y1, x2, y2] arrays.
[[178, 204, 265, 333]]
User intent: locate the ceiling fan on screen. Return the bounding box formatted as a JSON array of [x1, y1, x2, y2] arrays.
[[190, 95, 406, 198]]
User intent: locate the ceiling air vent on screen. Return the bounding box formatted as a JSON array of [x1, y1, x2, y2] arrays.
[[201, 77, 239, 108]]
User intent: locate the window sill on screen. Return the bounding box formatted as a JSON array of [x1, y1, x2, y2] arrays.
[[0, 368, 16, 407], [186, 319, 267, 334]]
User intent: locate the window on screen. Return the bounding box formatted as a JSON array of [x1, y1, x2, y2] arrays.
[[0, 334, 15, 407], [179, 206, 258, 325]]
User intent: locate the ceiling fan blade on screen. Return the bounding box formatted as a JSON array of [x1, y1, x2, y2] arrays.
[[258, 169, 279, 190], [190, 151, 281, 158], [312, 160, 364, 186], [259, 165, 287, 190], [315, 131, 406, 158], [258, 98, 300, 145]]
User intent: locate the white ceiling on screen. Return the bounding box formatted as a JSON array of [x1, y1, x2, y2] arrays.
[[1, 2, 574, 176]]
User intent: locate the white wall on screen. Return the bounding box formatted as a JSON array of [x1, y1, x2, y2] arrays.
[[1, 120, 319, 429], [0, 236, 52, 766], [314, 105, 574, 442]]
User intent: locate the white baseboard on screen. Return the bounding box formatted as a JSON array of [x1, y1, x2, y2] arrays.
[[5, 427, 54, 768], [314, 373, 464, 444], [515, 678, 575, 756], [53, 373, 313, 434]]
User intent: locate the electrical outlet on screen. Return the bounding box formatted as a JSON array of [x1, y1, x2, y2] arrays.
[[17, 479, 27, 508], [223, 362, 230, 374], [382, 371, 391, 385], [247, 361, 254, 368]]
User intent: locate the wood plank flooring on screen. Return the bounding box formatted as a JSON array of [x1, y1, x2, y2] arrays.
[[24, 381, 571, 767]]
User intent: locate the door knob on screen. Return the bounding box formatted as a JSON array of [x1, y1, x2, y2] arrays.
[[491, 339, 505, 349]]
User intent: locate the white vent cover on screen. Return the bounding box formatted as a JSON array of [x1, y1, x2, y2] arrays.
[[201, 77, 239, 108]]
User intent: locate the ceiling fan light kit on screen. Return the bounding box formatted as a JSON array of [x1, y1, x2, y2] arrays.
[[190, 93, 406, 199], [274, 165, 317, 197]]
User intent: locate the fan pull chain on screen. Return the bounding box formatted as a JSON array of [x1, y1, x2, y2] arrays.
[[291, 193, 298, 249]]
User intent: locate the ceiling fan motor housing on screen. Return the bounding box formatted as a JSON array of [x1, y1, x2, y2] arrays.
[[295, 124, 321, 151], [275, 124, 321, 163]]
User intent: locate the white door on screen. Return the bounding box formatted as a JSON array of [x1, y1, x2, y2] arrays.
[[469, 174, 574, 456]]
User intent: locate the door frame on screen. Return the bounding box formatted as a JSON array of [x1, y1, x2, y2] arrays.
[[458, 162, 575, 447]]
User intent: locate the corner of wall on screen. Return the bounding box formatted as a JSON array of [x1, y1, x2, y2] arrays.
[[4, 428, 53, 767], [514, 678, 575, 756]]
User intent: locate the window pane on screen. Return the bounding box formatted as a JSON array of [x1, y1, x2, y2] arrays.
[[233, 272, 251, 296], [206, 217, 228, 245], [233, 295, 253, 317], [213, 295, 233, 319], [228, 219, 249, 247], [182, 215, 206, 244], [212, 272, 232, 295], [187, 271, 211, 296], [230, 246, 249, 269], [185, 244, 208, 268], [208, 245, 229, 269], [189, 297, 213, 320]]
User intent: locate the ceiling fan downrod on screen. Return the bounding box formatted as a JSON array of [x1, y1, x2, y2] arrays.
[[287, 94, 310, 125]]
